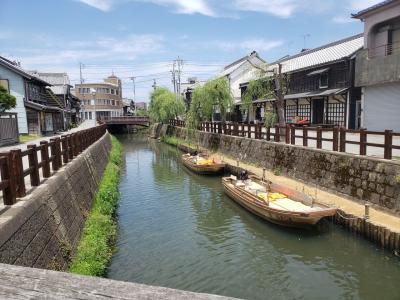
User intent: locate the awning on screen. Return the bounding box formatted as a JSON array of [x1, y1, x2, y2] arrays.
[[24, 101, 63, 112], [307, 67, 330, 76]]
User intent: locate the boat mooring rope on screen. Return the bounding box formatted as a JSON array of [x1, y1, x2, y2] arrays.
[[336, 210, 361, 221]]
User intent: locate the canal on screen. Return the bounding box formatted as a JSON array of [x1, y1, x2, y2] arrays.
[[108, 135, 400, 300]]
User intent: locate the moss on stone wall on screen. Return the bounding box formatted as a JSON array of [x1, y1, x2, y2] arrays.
[[69, 135, 122, 277]]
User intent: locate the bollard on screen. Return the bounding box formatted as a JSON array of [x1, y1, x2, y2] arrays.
[[364, 203, 371, 219], [262, 168, 266, 181]]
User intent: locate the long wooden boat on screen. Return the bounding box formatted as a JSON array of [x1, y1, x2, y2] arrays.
[[222, 175, 337, 228], [181, 153, 225, 175]]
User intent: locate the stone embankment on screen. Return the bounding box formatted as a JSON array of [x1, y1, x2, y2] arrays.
[[0, 133, 112, 270], [159, 124, 400, 254]]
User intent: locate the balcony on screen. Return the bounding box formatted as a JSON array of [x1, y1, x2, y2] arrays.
[[355, 44, 400, 87]]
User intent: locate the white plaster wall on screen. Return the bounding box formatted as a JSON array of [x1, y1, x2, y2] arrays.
[[0, 66, 28, 134]]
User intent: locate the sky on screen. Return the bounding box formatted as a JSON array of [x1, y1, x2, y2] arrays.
[[0, 0, 382, 102]]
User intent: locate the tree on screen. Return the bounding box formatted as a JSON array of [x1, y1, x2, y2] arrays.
[[186, 77, 233, 130], [148, 87, 185, 123], [242, 63, 289, 126], [0, 85, 16, 112]]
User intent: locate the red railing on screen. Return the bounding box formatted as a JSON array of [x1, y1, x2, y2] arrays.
[[0, 124, 107, 206], [169, 120, 400, 160]]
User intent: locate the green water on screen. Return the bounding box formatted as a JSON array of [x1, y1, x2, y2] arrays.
[[108, 135, 400, 300]]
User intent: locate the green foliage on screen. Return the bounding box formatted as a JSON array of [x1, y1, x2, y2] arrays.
[[0, 85, 16, 112], [148, 87, 185, 123], [187, 77, 233, 130], [136, 108, 148, 117], [264, 112, 278, 128], [69, 136, 122, 277], [241, 78, 274, 113], [273, 166, 283, 176]]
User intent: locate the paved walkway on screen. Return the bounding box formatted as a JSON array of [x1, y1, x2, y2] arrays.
[[208, 152, 400, 234]]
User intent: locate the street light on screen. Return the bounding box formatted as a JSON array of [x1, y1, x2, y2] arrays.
[[90, 88, 96, 126]]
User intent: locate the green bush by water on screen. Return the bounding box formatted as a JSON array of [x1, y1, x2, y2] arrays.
[[69, 135, 122, 277]]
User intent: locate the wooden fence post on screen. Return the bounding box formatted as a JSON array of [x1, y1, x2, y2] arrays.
[[27, 144, 40, 186], [10, 149, 25, 198], [274, 125, 280, 142], [359, 128, 367, 156], [290, 125, 295, 144], [50, 139, 59, 171], [332, 126, 339, 151], [0, 153, 17, 205], [266, 127, 271, 141], [218, 123, 222, 134], [40, 141, 51, 178], [316, 126, 322, 149], [303, 126, 308, 147], [285, 124, 290, 144], [248, 124, 251, 138], [339, 127, 346, 152], [233, 123, 238, 136], [61, 136, 69, 164], [384, 130, 393, 160]]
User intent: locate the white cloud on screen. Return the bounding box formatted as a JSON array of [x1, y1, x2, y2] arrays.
[[233, 0, 297, 18], [76, 0, 114, 11], [214, 38, 284, 52]]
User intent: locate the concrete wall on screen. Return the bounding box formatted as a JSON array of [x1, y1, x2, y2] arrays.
[[0, 132, 112, 270], [0, 65, 28, 134], [163, 125, 400, 215]]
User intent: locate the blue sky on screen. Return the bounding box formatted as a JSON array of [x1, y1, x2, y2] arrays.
[[0, 0, 381, 101]]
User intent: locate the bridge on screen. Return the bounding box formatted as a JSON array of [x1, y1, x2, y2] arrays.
[[100, 116, 150, 127]]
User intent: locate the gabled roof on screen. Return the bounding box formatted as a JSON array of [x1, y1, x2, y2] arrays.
[[219, 51, 265, 77], [352, 0, 398, 19], [0, 56, 51, 86], [272, 34, 363, 73], [31, 72, 71, 86]]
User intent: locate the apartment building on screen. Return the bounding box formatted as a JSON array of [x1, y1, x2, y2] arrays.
[[75, 74, 123, 121]]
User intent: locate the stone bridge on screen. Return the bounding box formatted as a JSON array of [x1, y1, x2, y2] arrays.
[[100, 116, 150, 127]]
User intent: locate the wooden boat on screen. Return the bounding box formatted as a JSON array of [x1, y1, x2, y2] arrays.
[[181, 153, 225, 175], [222, 175, 337, 228]]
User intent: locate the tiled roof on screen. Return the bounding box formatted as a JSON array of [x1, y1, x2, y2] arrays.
[[272, 34, 364, 73], [219, 51, 265, 77], [352, 0, 397, 19], [0, 56, 51, 85]]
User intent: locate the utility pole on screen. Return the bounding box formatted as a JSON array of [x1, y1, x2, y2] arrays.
[[176, 56, 183, 97], [171, 61, 176, 95], [152, 79, 157, 91], [79, 62, 84, 84], [130, 76, 136, 116]]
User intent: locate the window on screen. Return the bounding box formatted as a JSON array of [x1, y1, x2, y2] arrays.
[[319, 73, 328, 89], [111, 89, 115, 95], [0, 79, 10, 93], [112, 100, 115, 106]]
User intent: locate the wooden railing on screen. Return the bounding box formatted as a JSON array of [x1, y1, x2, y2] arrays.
[[0, 113, 19, 147], [169, 120, 400, 160], [0, 124, 107, 206]]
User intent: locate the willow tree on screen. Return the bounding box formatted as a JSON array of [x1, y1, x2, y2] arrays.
[[148, 87, 185, 123], [242, 63, 288, 127], [187, 77, 233, 130]]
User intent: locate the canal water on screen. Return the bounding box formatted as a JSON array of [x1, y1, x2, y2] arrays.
[[108, 135, 400, 300]]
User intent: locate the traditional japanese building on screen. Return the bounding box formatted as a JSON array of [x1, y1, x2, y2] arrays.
[[0, 56, 65, 135], [239, 34, 364, 128]]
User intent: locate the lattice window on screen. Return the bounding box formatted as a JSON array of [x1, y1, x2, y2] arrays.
[[327, 102, 345, 126], [298, 104, 310, 120], [285, 105, 297, 123]]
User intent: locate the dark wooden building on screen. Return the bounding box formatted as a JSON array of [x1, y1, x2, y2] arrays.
[[240, 34, 364, 128]]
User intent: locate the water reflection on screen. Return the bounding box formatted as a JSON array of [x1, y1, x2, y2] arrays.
[[108, 135, 400, 300]]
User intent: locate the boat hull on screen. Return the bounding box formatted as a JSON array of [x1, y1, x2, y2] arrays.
[[223, 178, 336, 228], [182, 156, 225, 175]]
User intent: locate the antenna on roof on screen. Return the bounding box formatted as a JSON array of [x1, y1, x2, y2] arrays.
[[303, 34, 311, 50]]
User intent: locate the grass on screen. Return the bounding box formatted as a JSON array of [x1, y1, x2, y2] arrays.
[[161, 135, 197, 149], [69, 135, 122, 277], [19, 134, 39, 143]]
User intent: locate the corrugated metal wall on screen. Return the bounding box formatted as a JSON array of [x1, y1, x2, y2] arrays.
[[364, 83, 400, 131]]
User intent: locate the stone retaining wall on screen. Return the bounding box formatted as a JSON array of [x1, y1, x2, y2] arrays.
[[0, 133, 112, 270], [163, 125, 400, 215]]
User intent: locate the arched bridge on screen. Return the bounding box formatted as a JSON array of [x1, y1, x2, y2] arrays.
[[100, 116, 150, 127]]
